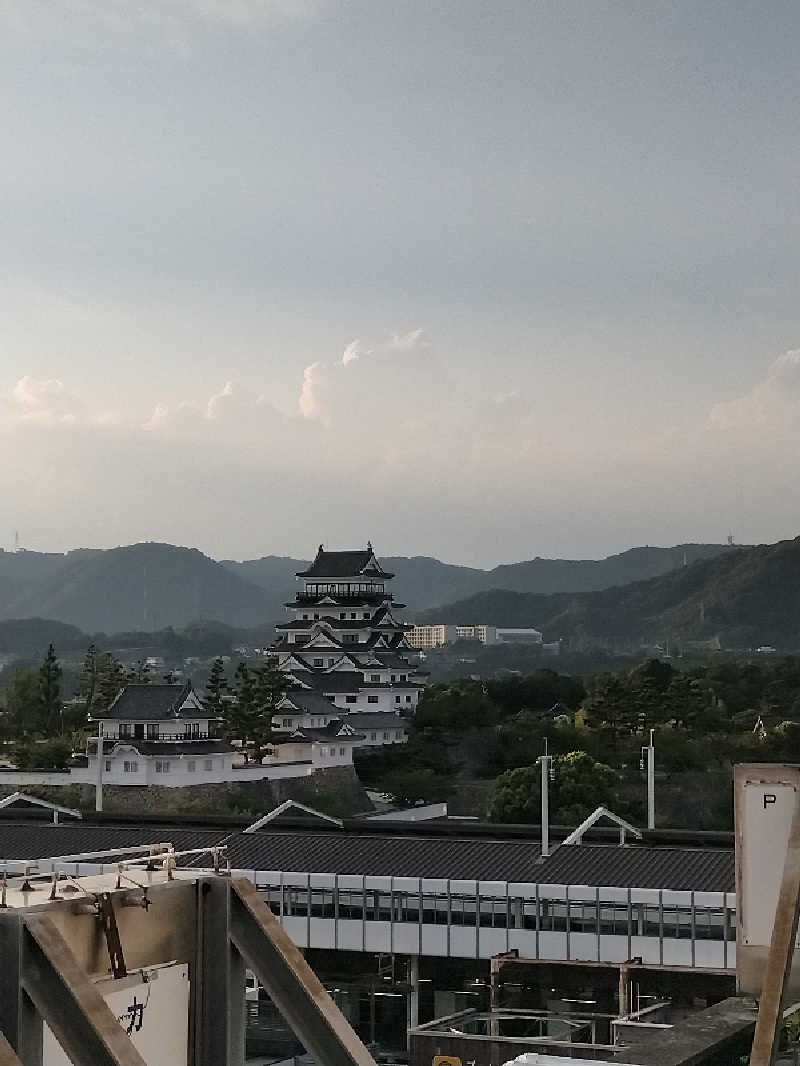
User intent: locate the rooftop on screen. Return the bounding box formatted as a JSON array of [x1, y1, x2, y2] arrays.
[[98, 681, 207, 722], [296, 545, 394, 580]]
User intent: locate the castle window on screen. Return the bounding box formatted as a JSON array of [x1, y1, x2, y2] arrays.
[[370, 674, 380, 682], [346, 695, 357, 704], [105, 760, 112, 772], [313, 658, 324, 667], [395, 695, 401, 703], [363, 612, 370, 619], [123, 761, 138, 773], [204, 759, 214, 771], [155, 760, 170, 774], [146, 724, 159, 739], [350, 613, 357, 619], [368, 695, 379, 705], [187, 760, 196, 772], [119, 723, 131, 738], [339, 747, 346, 756]]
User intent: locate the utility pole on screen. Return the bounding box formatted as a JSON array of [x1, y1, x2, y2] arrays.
[[641, 729, 655, 831], [538, 742, 554, 857], [94, 732, 104, 812]]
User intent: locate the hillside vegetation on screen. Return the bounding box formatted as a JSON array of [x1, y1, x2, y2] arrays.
[[417, 537, 800, 649], [0, 539, 739, 632]]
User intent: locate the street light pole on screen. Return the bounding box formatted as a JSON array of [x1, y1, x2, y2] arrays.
[[539, 742, 554, 857], [641, 729, 655, 831]]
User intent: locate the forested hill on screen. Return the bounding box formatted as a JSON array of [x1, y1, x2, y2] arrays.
[[0, 543, 271, 632], [221, 543, 734, 611], [416, 538, 800, 649], [0, 539, 737, 631]]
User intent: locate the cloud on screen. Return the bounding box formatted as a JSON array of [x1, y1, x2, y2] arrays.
[[388, 328, 426, 352], [340, 340, 366, 366], [709, 349, 800, 430], [298, 361, 326, 421], [9, 376, 83, 423]]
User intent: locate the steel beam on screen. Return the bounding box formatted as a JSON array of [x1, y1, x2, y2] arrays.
[[21, 915, 146, 1066], [193, 876, 245, 1066], [230, 877, 377, 1066], [750, 794, 800, 1066], [0, 1034, 23, 1066]]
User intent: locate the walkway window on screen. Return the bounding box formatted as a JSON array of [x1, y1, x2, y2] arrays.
[[123, 760, 138, 773], [479, 896, 509, 928], [187, 760, 196, 773], [146, 724, 159, 739], [569, 901, 598, 934], [310, 890, 335, 918], [204, 759, 214, 771], [338, 890, 364, 920], [155, 760, 171, 774], [422, 895, 449, 925], [599, 904, 629, 937], [451, 895, 477, 927]]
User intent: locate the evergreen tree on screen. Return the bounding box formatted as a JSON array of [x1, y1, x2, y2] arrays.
[[125, 659, 151, 685], [94, 652, 126, 713], [5, 668, 42, 737], [38, 643, 62, 734], [224, 662, 255, 761], [78, 643, 99, 718], [205, 657, 228, 716], [249, 656, 289, 763]]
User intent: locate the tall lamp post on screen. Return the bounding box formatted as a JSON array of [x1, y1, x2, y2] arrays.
[[538, 742, 555, 857], [640, 729, 655, 831]]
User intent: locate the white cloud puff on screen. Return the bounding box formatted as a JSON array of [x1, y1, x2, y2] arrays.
[[709, 349, 800, 430], [298, 361, 326, 421], [10, 376, 83, 423], [388, 328, 426, 352]]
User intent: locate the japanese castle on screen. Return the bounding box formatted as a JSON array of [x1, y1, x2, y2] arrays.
[[272, 544, 424, 746]]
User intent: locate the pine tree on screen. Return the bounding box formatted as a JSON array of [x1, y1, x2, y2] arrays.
[[249, 656, 289, 763], [125, 659, 151, 685], [78, 643, 99, 718], [225, 662, 255, 761], [38, 643, 62, 734], [94, 652, 126, 713], [205, 657, 228, 716]]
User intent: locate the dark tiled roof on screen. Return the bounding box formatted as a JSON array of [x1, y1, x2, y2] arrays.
[[343, 713, 407, 731], [0, 823, 231, 862], [536, 844, 734, 892], [281, 723, 364, 743], [100, 683, 199, 722], [298, 671, 363, 694], [228, 830, 544, 880], [282, 690, 339, 716], [297, 548, 394, 579]]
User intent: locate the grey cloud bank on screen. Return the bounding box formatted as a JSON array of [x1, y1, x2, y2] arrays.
[[0, 2, 798, 564]]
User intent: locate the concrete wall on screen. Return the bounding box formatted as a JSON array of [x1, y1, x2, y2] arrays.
[[0, 764, 371, 818]]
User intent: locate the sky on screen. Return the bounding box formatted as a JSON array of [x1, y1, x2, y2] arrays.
[[1, 0, 798, 567]]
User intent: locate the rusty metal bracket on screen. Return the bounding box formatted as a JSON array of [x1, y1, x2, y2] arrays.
[[97, 892, 128, 979]]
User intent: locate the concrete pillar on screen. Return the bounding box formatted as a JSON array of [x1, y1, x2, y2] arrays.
[[407, 955, 419, 1036]]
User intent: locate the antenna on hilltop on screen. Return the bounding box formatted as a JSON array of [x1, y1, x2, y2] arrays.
[[727, 532, 735, 546], [14, 530, 19, 552]]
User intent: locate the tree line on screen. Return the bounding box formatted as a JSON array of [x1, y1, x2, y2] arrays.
[[0, 645, 290, 769], [359, 657, 800, 828]]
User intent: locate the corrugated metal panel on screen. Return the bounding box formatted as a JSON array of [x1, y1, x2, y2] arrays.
[[0, 823, 231, 861], [227, 830, 543, 881], [536, 843, 734, 892]]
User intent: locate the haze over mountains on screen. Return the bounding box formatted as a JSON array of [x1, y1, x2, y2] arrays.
[[0, 541, 737, 635]]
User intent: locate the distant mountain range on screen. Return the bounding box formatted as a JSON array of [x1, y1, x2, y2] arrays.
[[418, 537, 800, 649], [0, 539, 739, 637]]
